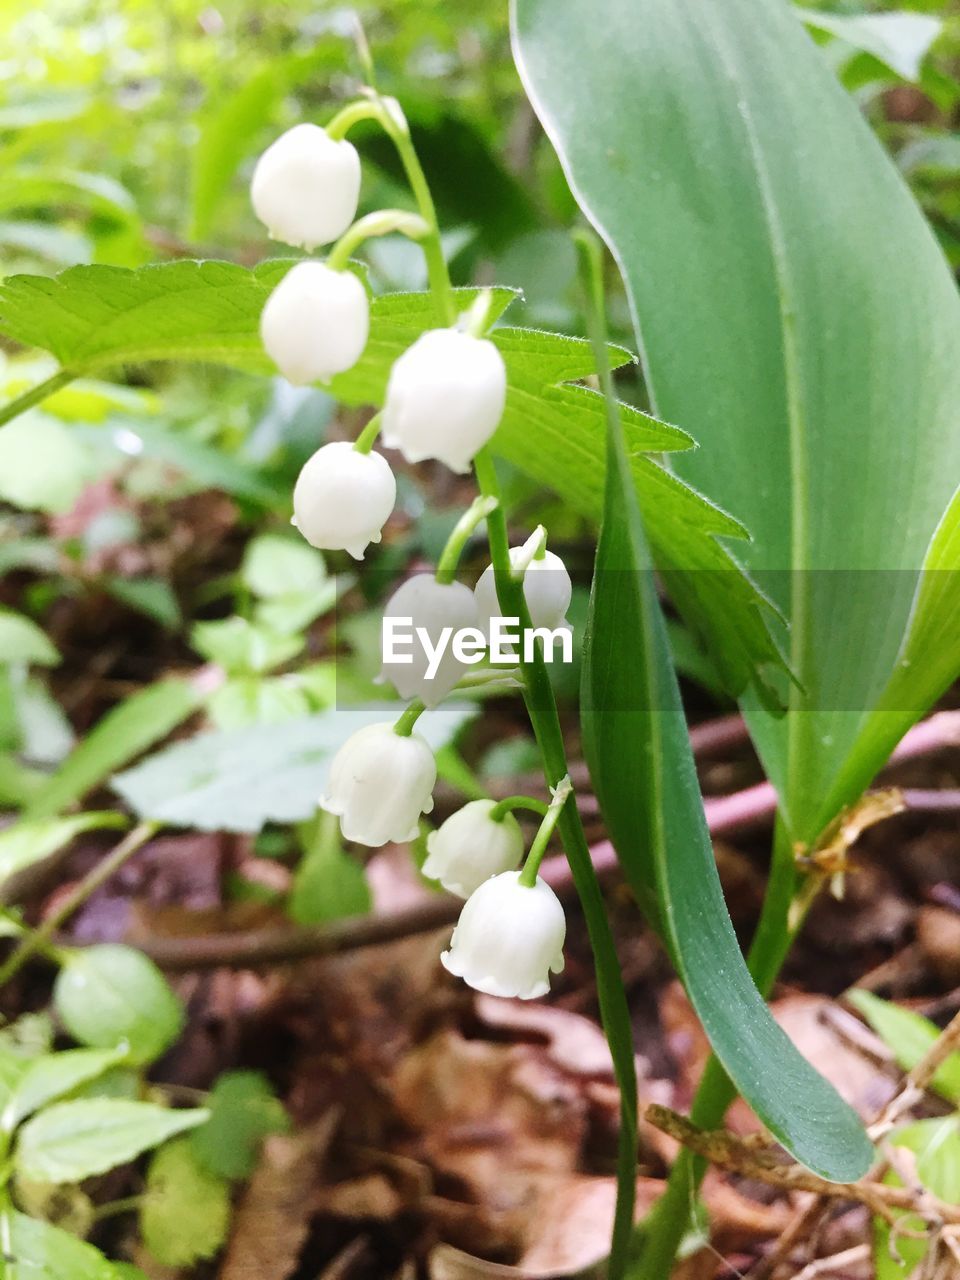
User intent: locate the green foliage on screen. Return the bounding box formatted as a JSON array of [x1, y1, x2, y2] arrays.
[[111, 703, 477, 832], [289, 814, 372, 925], [798, 9, 942, 82], [0, 415, 91, 513], [53, 946, 184, 1066], [15, 1099, 208, 1184], [514, 0, 960, 844], [140, 1138, 231, 1267], [191, 1071, 289, 1180], [873, 1116, 960, 1278], [0, 611, 59, 667], [2, 1048, 126, 1130], [848, 989, 960, 1103], [6, 1211, 145, 1280], [0, 814, 126, 897]]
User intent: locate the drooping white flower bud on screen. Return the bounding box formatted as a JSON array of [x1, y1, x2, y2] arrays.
[[293, 441, 395, 559], [441, 870, 566, 999], [474, 547, 572, 632], [380, 576, 480, 707], [261, 262, 369, 385], [422, 799, 524, 898], [321, 721, 436, 846], [251, 123, 361, 251], [381, 328, 507, 473]]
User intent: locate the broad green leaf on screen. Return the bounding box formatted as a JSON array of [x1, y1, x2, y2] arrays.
[[514, 0, 960, 841], [7, 1211, 136, 1280], [24, 677, 203, 820], [874, 1116, 960, 1279], [580, 263, 872, 1181], [191, 617, 304, 676], [848, 989, 960, 1104], [103, 577, 181, 630], [0, 414, 91, 514], [15, 1099, 208, 1184], [3, 1047, 125, 1129], [289, 821, 371, 926], [141, 1138, 230, 1266], [242, 533, 327, 600], [190, 1070, 289, 1181], [0, 609, 59, 667], [0, 265, 779, 696], [798, 9, 942, 83], [0, 813, 126, 899], [53, 945, 184, 1066], [0, 169, 135, 223], [111, 703, 477, 833]]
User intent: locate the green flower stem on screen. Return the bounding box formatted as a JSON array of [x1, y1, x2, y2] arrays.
[[638, 815, 803, 1278], [0, 368, 74, 429], [519, 776, 572, 886], [488, 794, 549, 823], [353, 410, 383, 455], [435, 495, 499, 585], [473, 445, 638, 1277], [0, 820, 160, 989], [327, 209, 430, 273], [512, 524, 548, 574], [392, 698, 426, 737], [325, 98, 384, 140]]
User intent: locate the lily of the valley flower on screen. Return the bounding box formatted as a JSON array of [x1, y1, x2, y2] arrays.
[[251, 124, 361, 251], [380, 575, 480, 707], [441, 869, 566, 999], [422, 799, 524, 897], [474, 546, 572, 633], [293, 441, 395, 559], [381, 328, 507, 473], [261, 261, 369, 384], [321, 721, 436, 846]]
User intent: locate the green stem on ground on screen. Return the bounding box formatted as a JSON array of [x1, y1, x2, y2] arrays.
[[0, 369, 75, 429], [435, 495, 498, 585], [639, 815, 801, 1278], [0, 820, 160, 988], [473, 446, 638, 1277]]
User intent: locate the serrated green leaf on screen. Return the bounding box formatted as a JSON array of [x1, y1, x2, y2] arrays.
[[111, 703, 477, 833], [0, 813, 126, 900], [15, 1100, 208, 1184], [54, 945, 184, 1066], [874, 1116, 960, 1279], [580, 266, 872, 1182], [0, 610, 59, 667], [848, 989, 960, 1104], [190, 1071, 289, 1180], [7, 1211, 135, 1280], [24, 678, 203, 820], [141, 1138, 230, 1266], [3, 1047, 125, 1130], [513, 0, 960, 840]]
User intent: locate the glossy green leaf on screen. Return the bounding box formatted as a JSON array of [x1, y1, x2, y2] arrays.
[[190, 1070, 289, 1181], [0, 265, 779, 697], [3, 1047, 125, 1130], [7, 1211, 137, 1280], [54, 945, 184, 1066], [111, 704, 477, 833], [579, 250, 872, 1181], [23, 677, 203, 820], [0, 812, 126, 900], [848, 989, 960, 1104], [0, 609, 59, 667], [141, 1138, 230, 1267], [15, 1099, 208, 1183], [874, 1116, 960, 1279], [514, 0, 960, 842]]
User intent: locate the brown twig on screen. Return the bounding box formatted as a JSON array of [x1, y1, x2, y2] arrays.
[[872, 1004, 960, 1137], [644, 1104, 960, 1227]]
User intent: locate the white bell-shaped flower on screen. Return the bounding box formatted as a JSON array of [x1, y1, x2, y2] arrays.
[[381, 328, 506, 473], [474, 547, 572, 632], [380, 576, 480, 707], [251, 123, 361, 251], [422, 799, 524, 898], [261, 262, 369, 384], [293, 442, 395, 559], [441, 870, 566, 999], [321, 721, 436, 846]]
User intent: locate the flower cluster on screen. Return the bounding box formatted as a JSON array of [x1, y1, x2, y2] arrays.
[[252, 113, 573, 1000]]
